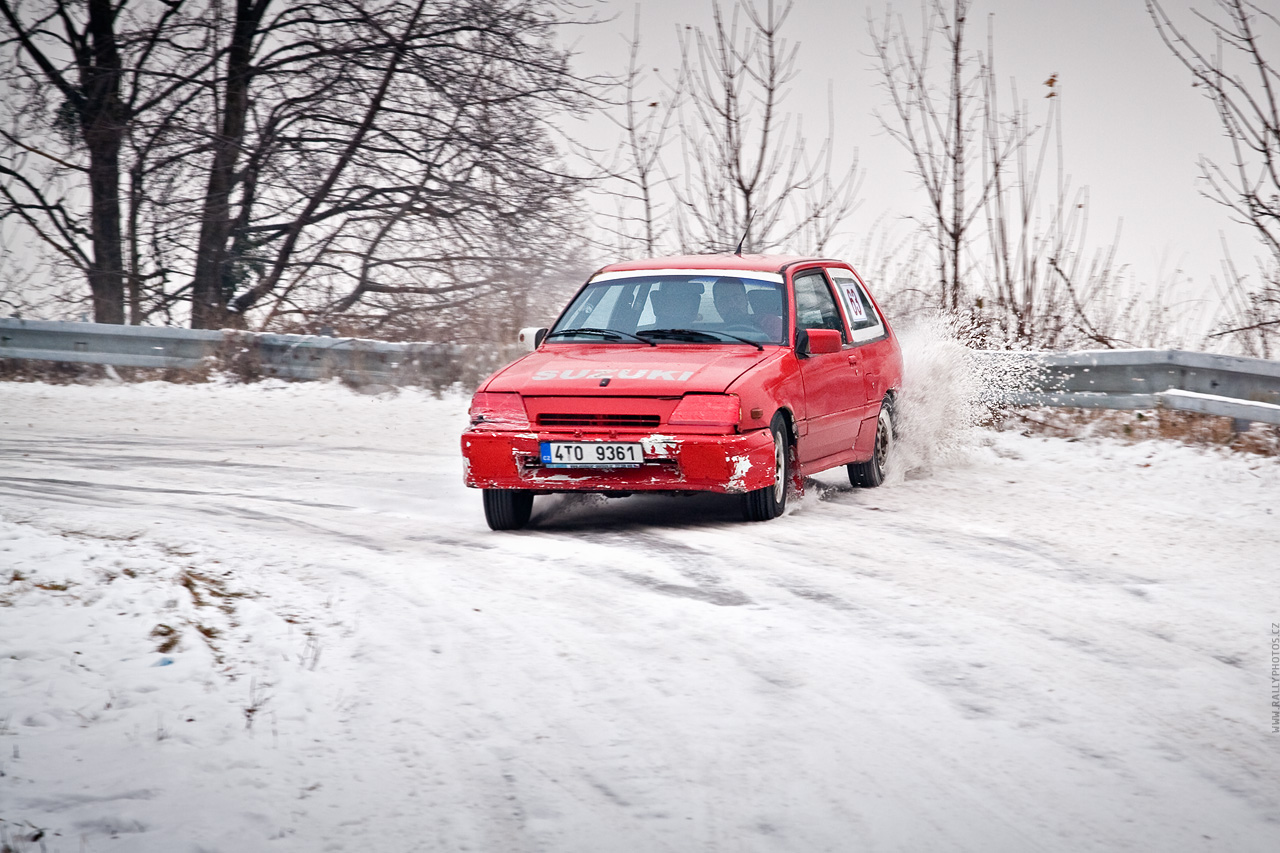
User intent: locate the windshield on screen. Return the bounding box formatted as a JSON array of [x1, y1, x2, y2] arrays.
[[548, 274, 788, 345]]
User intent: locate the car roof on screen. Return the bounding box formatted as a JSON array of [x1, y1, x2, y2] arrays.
[[596, 254, 844, 275]]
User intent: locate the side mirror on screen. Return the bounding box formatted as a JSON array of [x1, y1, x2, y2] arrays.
[[517, 327, 548, 351], [801, 328, 842, 356]]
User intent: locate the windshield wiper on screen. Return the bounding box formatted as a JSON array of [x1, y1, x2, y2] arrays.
[[546, 328, 655, 346], [637, 328, 763, 350], [636, 328, 719, 342], [705, 330, 764, 350]]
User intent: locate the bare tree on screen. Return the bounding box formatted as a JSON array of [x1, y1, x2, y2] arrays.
[[980, 64, 1124, 349], [871, 1, 1125, 348], [187, 0, 271, 329], [0, 0, 123, 324], [0, 0, 215, 323], [1, 0, 593, 333], [580, 6, 685, 256], [1148, 0, 1280, 356], [673, 0, 860, 255], [222, 0, 592, 332], [870, 0, 1001, 312]]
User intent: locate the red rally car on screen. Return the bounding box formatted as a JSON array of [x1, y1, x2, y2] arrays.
[[461, 254, 904, 530]]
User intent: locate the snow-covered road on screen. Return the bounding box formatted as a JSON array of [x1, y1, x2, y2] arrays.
[[1, 380, 1278, 852]]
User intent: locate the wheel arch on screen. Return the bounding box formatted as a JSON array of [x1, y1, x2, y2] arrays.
[[773, 406, 797, 446], [880, 389, 898, 436]]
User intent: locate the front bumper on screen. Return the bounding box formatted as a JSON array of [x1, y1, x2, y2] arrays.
[[461, 428, 777, 494]]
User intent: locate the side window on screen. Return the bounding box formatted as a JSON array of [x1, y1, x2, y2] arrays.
[[830, 271, 885, 343], [793, 270, 847, 341]]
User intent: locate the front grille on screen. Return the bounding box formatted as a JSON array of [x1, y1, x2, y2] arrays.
[[537, 413, 661, 428]]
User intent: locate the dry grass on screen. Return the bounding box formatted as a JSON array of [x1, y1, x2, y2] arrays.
[[0, 357, 214, 385], [178, 568, 248, 615], [150, 623, 181, 653], [1006, 407, 1280, 457]]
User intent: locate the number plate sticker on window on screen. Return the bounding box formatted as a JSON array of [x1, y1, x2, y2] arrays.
[[540, 441, 644, 467], [840, 283, 868, 322]]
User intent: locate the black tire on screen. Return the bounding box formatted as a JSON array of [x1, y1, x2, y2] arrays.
[[743, 413, 790, 521], [482, 489, 534, 530], [848, 399, 894, 488]]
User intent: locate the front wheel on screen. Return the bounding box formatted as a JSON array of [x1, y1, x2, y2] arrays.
[[848, 400, 894, 488], [743, 413, 790, 521], [482, 489, 534, 530]]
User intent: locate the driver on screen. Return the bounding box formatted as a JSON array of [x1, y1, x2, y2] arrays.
[[650, 283, 702, 327], [712, 277, 752, 326]]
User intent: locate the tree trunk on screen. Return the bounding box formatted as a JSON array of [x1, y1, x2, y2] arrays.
[[949, 0, 966, 313], [81, 0, 126, 324], [190, 0, 269, 329], [230, 0, 427, 318]]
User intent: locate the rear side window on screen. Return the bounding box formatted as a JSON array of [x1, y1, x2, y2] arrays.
[[793, 270, 847, 342], [829, 270, 885, 343]]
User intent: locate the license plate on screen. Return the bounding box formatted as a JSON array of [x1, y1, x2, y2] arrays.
[[540, 441, 644, 467]]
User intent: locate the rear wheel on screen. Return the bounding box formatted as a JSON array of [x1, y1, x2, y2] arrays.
[[848, 399, 894, 488], [743, 413, 789, 521], [482, 489, 534, 530]]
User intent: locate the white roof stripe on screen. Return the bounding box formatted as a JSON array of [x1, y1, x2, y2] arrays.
[[591, 268, 785, 284]]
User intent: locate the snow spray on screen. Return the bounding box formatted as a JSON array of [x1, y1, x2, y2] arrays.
[[888, 314, 1040, 483]]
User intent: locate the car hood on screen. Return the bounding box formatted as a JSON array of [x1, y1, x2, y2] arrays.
[[484, 344, 784, 396]]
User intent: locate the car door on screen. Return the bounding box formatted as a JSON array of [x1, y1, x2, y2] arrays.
[[828, 266, 893, 454], [790, 267, 867, 466]]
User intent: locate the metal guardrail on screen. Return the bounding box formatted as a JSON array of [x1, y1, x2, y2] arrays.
[[984, 348, 1280, 427], [0, 318, 503, 387], [2, 320, 1279, 426]]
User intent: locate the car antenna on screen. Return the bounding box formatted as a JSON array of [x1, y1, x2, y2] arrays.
[[734, 216, 753, 256]]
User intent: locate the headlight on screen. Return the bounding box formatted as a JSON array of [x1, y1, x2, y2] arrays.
[[468, 392, 530, 429], [668, 394, 741, 427]]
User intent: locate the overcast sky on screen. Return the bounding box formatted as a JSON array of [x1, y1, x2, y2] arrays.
[[567, 0, 1257, 315]]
